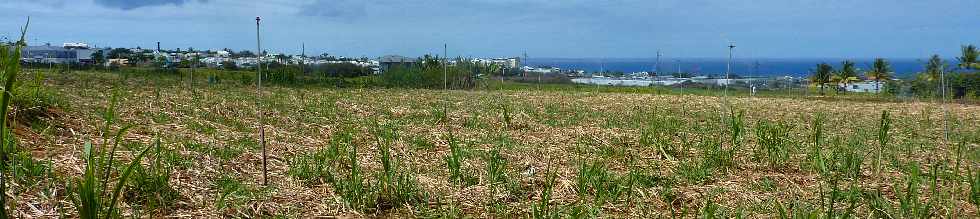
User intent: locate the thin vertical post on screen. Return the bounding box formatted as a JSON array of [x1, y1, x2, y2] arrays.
[[656, 50, 662, 75], [598, 59, 603, 90], [722, 42, 735, 128], [725, 42, 735, 98], [255, 16, 267, 187], [500, 67, 504, 84], [190, 48, 195, 91], [523, 51, 528, 80], [443, 44, 448, 90], [939, 61, 949, 145], [538, 59, 542, 84], [675, 59, 680, 74]]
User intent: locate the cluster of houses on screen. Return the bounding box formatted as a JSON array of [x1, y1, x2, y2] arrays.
[[21, 42, 889, 93], [19, 42, 531, 75], [570, 72, 888, 93], [378, 55, 524, 72], [19, 42, 383, 70]]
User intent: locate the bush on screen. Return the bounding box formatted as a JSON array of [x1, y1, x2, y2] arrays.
[[381, 56, 482, 89], [754, 120, 793, 168]]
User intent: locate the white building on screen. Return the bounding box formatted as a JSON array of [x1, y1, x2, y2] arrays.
[[842, 81, 886, 93], [215, 50, 231, 57], [523, 66, 558, 74]]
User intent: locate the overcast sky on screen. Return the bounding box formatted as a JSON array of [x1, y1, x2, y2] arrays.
[[1, 0, 977, 59]]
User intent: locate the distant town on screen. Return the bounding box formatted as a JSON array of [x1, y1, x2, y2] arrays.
[[18, 41, 889, 93]]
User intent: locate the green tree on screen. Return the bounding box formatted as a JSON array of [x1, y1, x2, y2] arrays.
[[107, 48, 131, 59], [917, 54, 946, 97], [834, 60, 860, 93], [923, 55, 944, 82], [958, 44, 978, 70], [811, 63, 834, 95], [865, 58, 893, 93], [91, 50, 106, 67], [221, 60, 238, 70]]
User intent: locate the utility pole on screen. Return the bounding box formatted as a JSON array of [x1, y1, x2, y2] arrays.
[[533, 52, 540, 84], [500, 66, 505, 84], [720, 41, 735, 128], [751, 61, 759, 97], [443, 44, 448, 90], [523, 51, 528, 80], [939, 61, 949, 146], [301, 43, 306, 74], [675, 59, 680, 74], [598, 58, 603, 89], [255, 16, 268, 187], [725, 42, 735, 97], [190, 48, 195, 91], [656, 50, 662, 76]]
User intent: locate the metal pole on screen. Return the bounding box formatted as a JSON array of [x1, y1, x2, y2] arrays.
[[675, 59, 680, 74], [444, 44, 448, 90], [523, 51, 528, 80], [939, 62, 949, 145], [656, 50, 662, 75], [722, 42, 735, 128], [190, 48, 195, 90], [255, 16, 268, 187], [500, 67, 504, 84], [536, 52, 541, 84], [725, 42, 735, 97], [598, 59, 603, 89], [751, 61, 759, 97]]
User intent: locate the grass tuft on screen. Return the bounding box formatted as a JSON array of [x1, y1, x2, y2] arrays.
[[754, 120, 793, 168]]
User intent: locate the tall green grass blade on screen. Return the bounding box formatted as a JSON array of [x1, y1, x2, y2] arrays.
[[0, 17, 28, 219], [106, 145, 152, 218]]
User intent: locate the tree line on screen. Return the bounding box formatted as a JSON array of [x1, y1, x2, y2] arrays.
[[810, 44, 979, 99]]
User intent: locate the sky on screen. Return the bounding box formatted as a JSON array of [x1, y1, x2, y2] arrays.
[[0, 0, 977, 59]]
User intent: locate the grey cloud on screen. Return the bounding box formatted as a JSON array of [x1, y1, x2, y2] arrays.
[[299, 0, 369, 19], [94, 0, 207, 10]]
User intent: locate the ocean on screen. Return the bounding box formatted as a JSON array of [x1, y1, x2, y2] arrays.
[[524, 58, 951, 78]]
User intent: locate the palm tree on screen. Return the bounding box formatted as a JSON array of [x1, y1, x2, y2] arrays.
[[865, 58, 892, 93], [958, 44, 978, 70], [922, 55, 944, 82], [919, 54, 946, 97], [811, 63, 834, 95], [835, 60, 859, 93]]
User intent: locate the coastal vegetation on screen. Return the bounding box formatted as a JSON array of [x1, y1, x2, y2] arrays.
[[805, 45, 980, 100]]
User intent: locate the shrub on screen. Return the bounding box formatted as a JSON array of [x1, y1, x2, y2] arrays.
[[445, 132, 476, 186], [380, 56, 481, 90], [575, 161, 629, 205], [754, 120, 793, 168], [530, 171, 558, 219], [71, 135, 153, 219], [124, 139, 180, 213]]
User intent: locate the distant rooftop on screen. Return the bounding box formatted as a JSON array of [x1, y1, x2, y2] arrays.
[[380, 55, 416, 63]]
